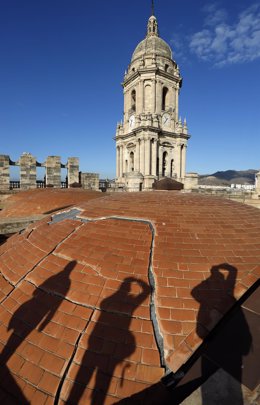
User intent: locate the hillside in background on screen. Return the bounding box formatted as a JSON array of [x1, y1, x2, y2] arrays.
[[199, 169, 258, 186]]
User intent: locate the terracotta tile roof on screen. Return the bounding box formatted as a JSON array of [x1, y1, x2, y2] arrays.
[[0, 191, 259, 403], [0, 188, 103, 218]]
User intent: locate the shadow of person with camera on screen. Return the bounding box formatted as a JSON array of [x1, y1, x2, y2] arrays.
[[66, 276, 150, 405], [191, 263, 252, 405], [0, 261, 77, 402]]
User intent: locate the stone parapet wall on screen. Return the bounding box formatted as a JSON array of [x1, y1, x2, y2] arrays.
[[0, 216, 44, 235], [0, 154, 80, 191], [81, 173, 99, 191]]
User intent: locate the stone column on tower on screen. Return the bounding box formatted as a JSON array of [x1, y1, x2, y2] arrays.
[[156, 80, 162, 115], [144, 138, 151, 175], [175, 143, 181, 180], [122, 146, 126, 175], [181, 144, 187, 180], [116, 147, 119, 178], [120, 145, 123, 178], [135, 140, 140, 172], [152, 80, 156, 113], [140, 138, 145, 174], [175, 84, 179, 122], [140, 80, 144, 113], [158, 146, 163, 178], [151, 139, 157, 176]]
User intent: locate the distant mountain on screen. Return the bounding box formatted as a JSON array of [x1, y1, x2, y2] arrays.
[[199, 169, 258, 186]]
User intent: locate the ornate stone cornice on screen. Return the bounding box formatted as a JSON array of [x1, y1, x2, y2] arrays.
[[124, 67, 181, 87]]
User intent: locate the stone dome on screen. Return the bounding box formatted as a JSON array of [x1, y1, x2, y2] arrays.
[[131, 15, 172, 62], [131, 36, 172, 62]]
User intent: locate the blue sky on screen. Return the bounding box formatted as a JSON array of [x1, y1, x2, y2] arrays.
[[1, 0, 260, 178]]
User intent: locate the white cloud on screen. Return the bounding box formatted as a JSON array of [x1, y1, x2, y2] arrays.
[[170, 30, 190, 63], [202, 3, 228, 27], [189, 3, 260, 66]]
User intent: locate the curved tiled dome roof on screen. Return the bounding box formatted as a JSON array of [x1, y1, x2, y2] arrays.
[[0, 191, 260, 404], [0, 188, 102, 218]]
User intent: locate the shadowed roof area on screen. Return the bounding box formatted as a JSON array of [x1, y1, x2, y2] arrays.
[[0, 191, 259, 404], [152, 178, 184, 190]]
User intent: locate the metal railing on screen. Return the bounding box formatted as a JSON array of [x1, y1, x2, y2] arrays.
[[10, 181, 20, 189], [36, 181, 45, 188]]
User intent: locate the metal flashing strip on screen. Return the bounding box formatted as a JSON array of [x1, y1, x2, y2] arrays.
[[50, 208, 84, 224]]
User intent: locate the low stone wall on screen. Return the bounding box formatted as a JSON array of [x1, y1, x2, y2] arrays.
[[0, 215, 45, 235]]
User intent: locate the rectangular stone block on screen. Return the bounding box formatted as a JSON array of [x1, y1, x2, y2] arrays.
[[19, 153, 36, 190], [67, 157, 79, 187], [0, 155, 10, 191], [81, 173, 99, 191], [45, 156, 61, 188]]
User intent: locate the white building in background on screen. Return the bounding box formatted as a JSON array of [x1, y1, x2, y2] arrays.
[[231, 184, 255, 190]]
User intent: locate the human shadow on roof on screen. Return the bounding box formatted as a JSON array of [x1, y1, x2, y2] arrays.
[[0, 260, 77, 402], [162, 263, 253, 405], [66, 277, 150, 405], [189, 263, 252, 405], [0, 364, 30, 404], [116, 264, 254, 404]]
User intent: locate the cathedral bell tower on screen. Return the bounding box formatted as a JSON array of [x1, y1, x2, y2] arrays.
[[115, 10, 190, 191]]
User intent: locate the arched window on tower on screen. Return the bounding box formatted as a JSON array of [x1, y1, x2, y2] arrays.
[[162, 151, 168, 177], [162, 87, 169, 111], [131, 89, 136, 112], [130, 152, 134, 172]]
